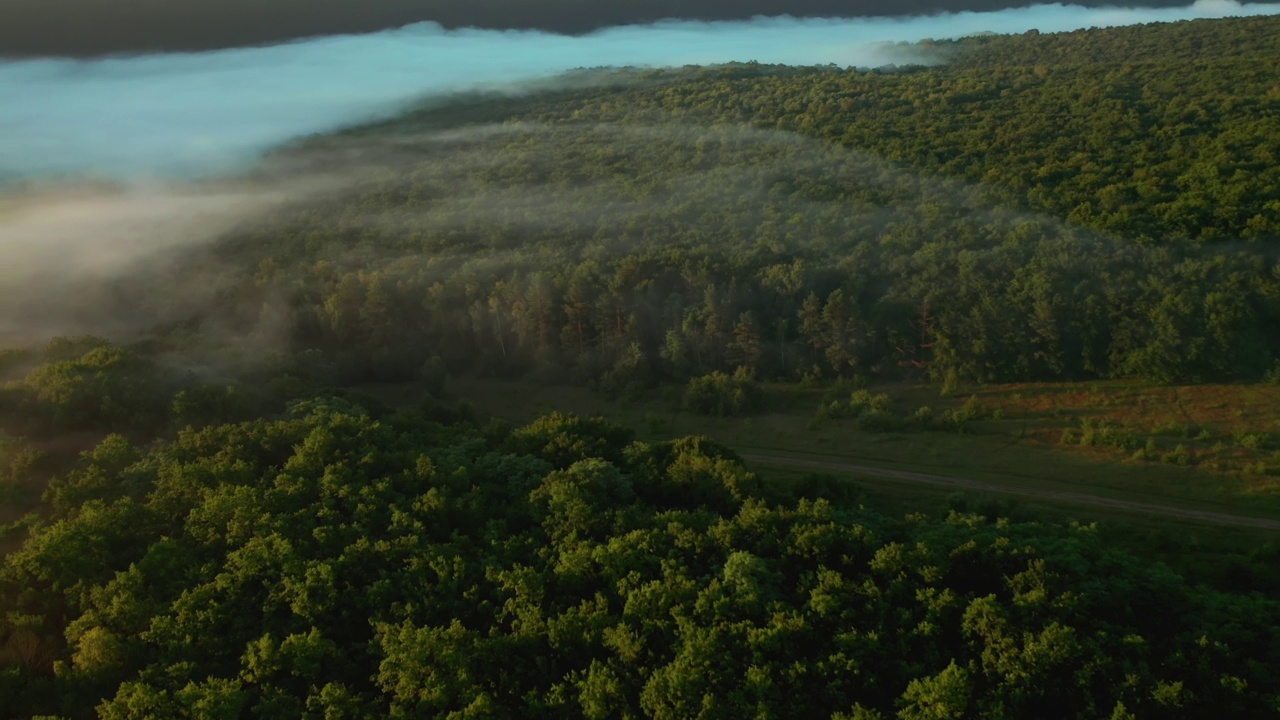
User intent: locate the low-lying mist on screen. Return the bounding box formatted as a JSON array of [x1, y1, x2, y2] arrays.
[[0, 177, 348, 346], [0, 117, 1010, 349], [2, 1, 1276, 181], [0, 2, 1276, 348]]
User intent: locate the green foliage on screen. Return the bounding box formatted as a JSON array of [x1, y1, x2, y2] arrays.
[[1264, 361, 1280, 387], [858, 409, 901, 433], [41, 337, 111, 364], [898, 660, 971, 720], [41, 435, 142, 513], [940, 396, 991, 434], [0, 431, 48, 506], [22, 343, 168, 432], [1162, 443, 1193, 466], [939, 369, 961, 398], [507, 411, 634, 468], [685, 367, 764, 416], [1075, 418, 1140, 451], [1234, 430, 1270, 451], [1133, 436, 1161, 462], [819, 387, 894, 422], [0, 406, 1276, 719], [171, 383, 266, 428]]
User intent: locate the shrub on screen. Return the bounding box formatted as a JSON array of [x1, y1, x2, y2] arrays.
[[940, 368, 961, 397], [1076, 418, 1138, 450], [1079, 419, 1098, 447], [686, 367, 764, 417], [818, 387, 892, 420], [799, 365, 825, 387], [1162, 444, 1192, 466], [1131, 437, 1160, 462], [1234, 430, 1269, 451], [942, 396, 988, 432], [1264, 361, 1280, 386], [850, 390, 892, 414], [951, 396, 986, 423], [858, 410, 900, 433]]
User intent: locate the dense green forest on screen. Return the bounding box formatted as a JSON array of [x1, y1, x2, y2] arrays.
[[5, 400, 1280, 718], [5, 14, 1280, 719]]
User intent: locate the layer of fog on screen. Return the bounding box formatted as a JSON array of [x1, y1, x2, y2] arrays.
[[0, 120, 1079, 347], [6, 0, 1264, 57], [1, 1, 1276, 347], [2, 1, 1277, 180], [0, 182, 301, 344]]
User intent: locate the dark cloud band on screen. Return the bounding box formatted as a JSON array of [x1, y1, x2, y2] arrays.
[[0, 0, 1241, 58]]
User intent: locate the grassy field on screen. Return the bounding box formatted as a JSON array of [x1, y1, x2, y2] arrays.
[[396, 376, 1280, 590], [435, 377, 1280, 520], [754, 459, 1280, 592]]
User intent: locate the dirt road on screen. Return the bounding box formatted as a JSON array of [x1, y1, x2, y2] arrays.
[[741, 453, 1280, 531]]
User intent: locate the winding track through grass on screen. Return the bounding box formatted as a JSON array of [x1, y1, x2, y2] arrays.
[[741, 453, 1280, 531]]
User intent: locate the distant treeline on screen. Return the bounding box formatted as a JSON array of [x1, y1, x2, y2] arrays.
[[930, 14, 1280, 66]]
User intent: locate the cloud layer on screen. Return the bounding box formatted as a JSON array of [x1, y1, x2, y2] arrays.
[[3, 0, 1275, 57], [2, 1, 1278, 181], [1, 2, 1276, 346]]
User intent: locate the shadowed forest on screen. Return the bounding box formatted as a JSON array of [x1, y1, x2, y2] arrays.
[[4, 15, 1280, 719]]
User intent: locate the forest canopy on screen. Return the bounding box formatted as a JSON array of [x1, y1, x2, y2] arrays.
[[4, 402, 1280, 718]]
